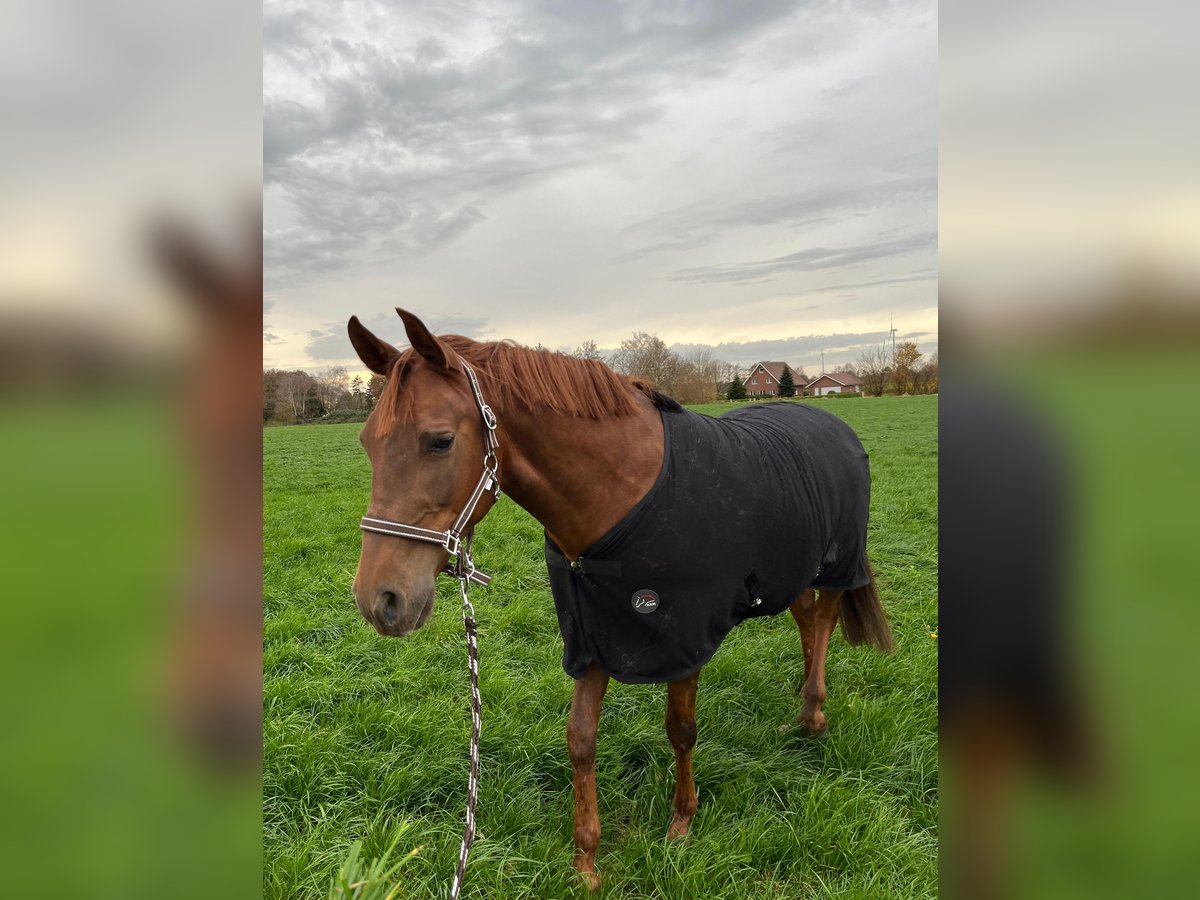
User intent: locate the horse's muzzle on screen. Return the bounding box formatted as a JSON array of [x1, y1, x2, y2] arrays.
[[359, 585, 435, 637]]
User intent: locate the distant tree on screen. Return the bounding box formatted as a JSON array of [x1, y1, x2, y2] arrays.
[[833, 362, 858, 376], [912, 350, 938, 395], [315, 366, 350, 415], [368, 374, 387, 410], [778, 365, 796, 398], [716, 361, 742, 398], [275, 370, 315, 423], [726, 374, 747, 401], [676, 346, 725, 403], [856, 344, 889, 397], [609, 332, 678, 388], [608, 333, 730, 404], [303, 391, 324, 419], [892, 342, 922, 395], [572, 339, 603, 361], [263, 368, 287, 422], [349, 375, 368, 411]]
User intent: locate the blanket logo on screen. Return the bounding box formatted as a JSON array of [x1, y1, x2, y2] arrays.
[[631, 589, 660, 614]]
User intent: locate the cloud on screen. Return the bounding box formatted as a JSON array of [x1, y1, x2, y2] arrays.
[[670, 330, 939, 371], [620, 174, 936, 263], [669, 232, 937, 284], [263, 1, 813, 290], [424, 314, 493, 339], [302, 310, 492, 362], [262, 1, 937, 369], [791, 269, 939, 296]]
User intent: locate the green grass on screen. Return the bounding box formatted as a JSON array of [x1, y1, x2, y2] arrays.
[[264, 396, 938, 899]]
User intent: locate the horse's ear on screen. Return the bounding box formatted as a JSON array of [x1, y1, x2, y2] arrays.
[[150, 218, 231, 310], [396, 308, 454, 371], [348, 316, 400, 376]]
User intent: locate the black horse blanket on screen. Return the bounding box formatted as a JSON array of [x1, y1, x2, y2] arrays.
[[545, 402, 871, 684]]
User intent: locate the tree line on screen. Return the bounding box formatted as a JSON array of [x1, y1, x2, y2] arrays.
[[721, 340, 938, 401], [263, 367, 386, 424], [262, 335, 938, 424], [263, 333, 737, 424], [598, 332, 733, 405], [853, 340, 938, 397]]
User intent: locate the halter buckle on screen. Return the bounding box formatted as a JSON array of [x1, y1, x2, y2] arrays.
[[480, 405, 497, 431], [443, 531, 462, 557]]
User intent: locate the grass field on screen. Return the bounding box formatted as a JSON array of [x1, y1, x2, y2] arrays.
[[264, 396, 938, 899]]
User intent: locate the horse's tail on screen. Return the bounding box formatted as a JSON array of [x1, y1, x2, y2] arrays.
[[839, 557, 894, 653]]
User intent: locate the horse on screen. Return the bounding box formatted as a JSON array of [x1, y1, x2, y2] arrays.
[[347, 308, 893, 890], [151, 211, 263, 771]]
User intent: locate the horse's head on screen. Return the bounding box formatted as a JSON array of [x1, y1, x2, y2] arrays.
[[348, 309, 499, 637]]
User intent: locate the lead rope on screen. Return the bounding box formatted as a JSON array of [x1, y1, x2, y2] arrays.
[[448, 569, 481, 900], [447, 361, 491, 899], [358, 361, 495, 899]]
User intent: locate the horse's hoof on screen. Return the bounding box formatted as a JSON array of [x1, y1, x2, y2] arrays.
[[666, 815, 692, 840], [573, 854, 601, 892], [577, 869, 601, 891], [797, 709, 827, 736]]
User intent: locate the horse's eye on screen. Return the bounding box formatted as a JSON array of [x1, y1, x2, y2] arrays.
[[429, 433, 455, 454]]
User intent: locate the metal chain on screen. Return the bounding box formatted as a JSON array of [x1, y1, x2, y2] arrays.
[[448, 571, 481, 900]]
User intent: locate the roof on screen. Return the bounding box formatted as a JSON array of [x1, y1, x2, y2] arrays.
[[805, 371, 864, 388], [748, 361, 792, 382]]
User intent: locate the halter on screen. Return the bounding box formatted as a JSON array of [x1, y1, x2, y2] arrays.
[[360, 361, 500, 586], [358, 359, 498, 900]]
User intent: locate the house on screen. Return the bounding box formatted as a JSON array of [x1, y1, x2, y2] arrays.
[[744, 361, 793, 397], [805, 371, 864, 396]]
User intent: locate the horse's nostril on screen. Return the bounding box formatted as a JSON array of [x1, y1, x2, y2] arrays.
[[379, 591, 399, 625]]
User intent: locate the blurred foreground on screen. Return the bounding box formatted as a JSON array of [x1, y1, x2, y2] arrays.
[[942, 1, 1200, 896], [940, 300, 1200, 900], [0, 1, 260, 897]]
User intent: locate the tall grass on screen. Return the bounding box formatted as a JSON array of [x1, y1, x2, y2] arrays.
[[327, 820, 420, 900], [265, 396, 938, 898]]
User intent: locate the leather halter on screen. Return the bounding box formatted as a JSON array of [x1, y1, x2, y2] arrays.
[[359, 361, 500, 586]]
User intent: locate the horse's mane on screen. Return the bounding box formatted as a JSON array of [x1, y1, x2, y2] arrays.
[[372, 335, 680, 432]]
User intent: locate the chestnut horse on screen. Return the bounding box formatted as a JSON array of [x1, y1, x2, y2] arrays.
[[348, 309, 892, 889]]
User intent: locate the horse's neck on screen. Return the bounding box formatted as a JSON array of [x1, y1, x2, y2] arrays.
[[495, 397, 665, 559]]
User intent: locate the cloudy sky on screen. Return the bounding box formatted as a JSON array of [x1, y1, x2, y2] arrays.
[[264, 0, 936, 375]]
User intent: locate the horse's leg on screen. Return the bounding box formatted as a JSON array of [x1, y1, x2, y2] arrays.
[[568, 664, 609, 890], [789, 588, 818, 684], [665, 669, 700, 840], [789, 588, 841, 735]]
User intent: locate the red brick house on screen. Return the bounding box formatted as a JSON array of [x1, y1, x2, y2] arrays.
[[744, 361, 793, 397], [805, 372, 864, 396]]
